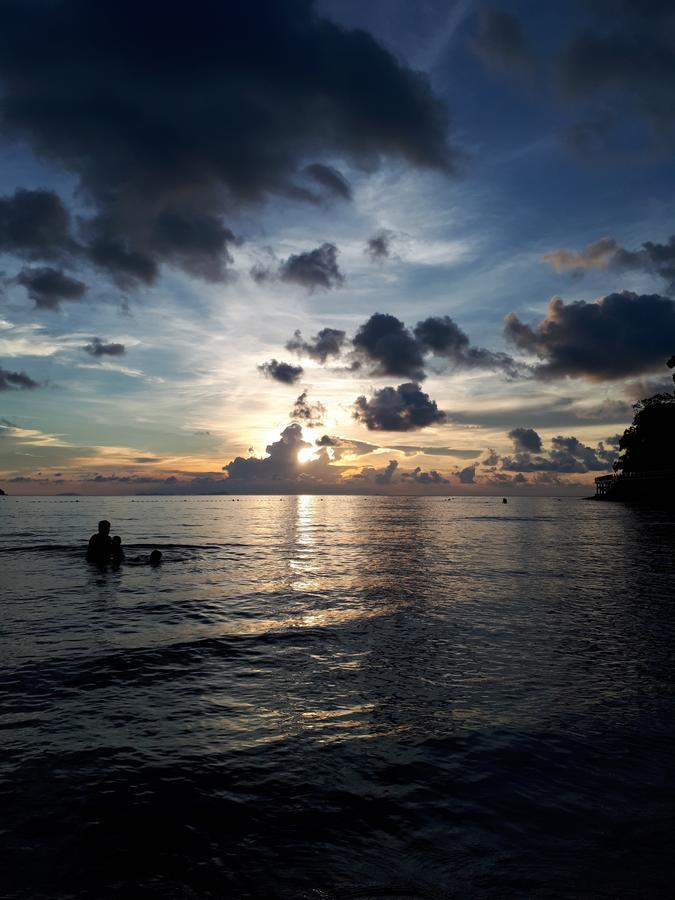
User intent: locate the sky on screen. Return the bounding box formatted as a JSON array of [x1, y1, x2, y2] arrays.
[[1, 0, 674, 496]]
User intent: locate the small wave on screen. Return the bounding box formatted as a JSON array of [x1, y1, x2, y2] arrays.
[[0, 543, 84, 555], [0, 541, 251, 556], [460, 515, 555, 522]]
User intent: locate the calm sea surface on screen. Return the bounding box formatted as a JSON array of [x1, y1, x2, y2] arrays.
[[1, 495, 674, 899]]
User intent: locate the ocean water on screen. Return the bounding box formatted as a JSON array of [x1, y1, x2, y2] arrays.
[[1, 494, 674, 900]]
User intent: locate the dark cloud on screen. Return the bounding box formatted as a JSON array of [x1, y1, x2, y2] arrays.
[[365, 229, 395, 260], [314, 434, 480, 460], [1, 185, 236, 294], [286, 327, 347, 363], [87, 473, 181, 484], [5, 475, 49, 483], [543, 234, 675, 292], [0, 189, 75, 261], [0, 366, 39, 391], [316, 434, 338, 447], [0, 0, 453, 289], [346, 459, 404, 486], [615, 236, 675, 293], [85, 221, 159, 289], [279, 243, 344, 292], [471, 9, 534, 73], [389, 445, 482, 458], [573, 398, 633, 421], [352, 313, 426, 381], [303, 164, 352, 201], [559, 2, 675, 151], [486, 472, 532, 487], [401, 465, 448, 484], [375, 459, 398, 484], [186, 476, 229, 493], [344, 457, 448, 489], [482, 448, 500, 467], [249, 262, 275, 285], [542, 238, 619, 274], [353, 382, 446, 431], [283, 312, 520, 381], [315, 435, 379, 459], [83, 337, 126, 357], [414, 315, 522, 377], [625, 375, 675, 401], [484, 471, 511, 484], [254, 243, 344, 292], [457, 464, 476, 484], [147, 210, 240, 283], [447, 394, 633, 430], [258, 359, 304, 385], [16, 266, 86, 310], [532, 472, 562, 485], [504, 292, 675, 380], [550, 435, 615, 471], [290, 390, 326, 427], [508, 427, 542, 453], [500, 434, 616, 474]]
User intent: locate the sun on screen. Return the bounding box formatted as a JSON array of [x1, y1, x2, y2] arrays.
[[297, 447, 318, 464]]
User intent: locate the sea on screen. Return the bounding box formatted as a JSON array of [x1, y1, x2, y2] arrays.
[[1, 494, 674, 900]]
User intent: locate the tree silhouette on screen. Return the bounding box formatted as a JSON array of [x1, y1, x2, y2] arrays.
[[614, 357, 675, 473]]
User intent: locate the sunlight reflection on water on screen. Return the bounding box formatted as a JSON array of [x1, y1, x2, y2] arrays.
[[1, 495, 675, 899]]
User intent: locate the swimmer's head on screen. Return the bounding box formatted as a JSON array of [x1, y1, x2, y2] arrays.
[[112, 536, 121, 547], [98, 520, 111, 535], [149, 550, 162, 566]]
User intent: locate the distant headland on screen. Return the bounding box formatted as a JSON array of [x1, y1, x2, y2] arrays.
[[595, 355, 675, 502]]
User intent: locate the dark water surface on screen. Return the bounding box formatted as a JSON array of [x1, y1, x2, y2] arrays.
[[1, 495, 674, 899]]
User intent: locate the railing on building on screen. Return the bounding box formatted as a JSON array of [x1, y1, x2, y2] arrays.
[[595, 470, 675, 496]]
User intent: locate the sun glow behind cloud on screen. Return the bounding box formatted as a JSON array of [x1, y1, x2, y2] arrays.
[[297, 446, 318, 464]]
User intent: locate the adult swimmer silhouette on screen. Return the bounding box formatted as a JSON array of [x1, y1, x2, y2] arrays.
[[86, 519, 113, 563]]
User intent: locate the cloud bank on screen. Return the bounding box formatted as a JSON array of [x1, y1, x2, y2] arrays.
[[0, 0, 453, 289], [286, 312, 521, 381], [504, 292, 675, 380], [543, 234, 675, 293]]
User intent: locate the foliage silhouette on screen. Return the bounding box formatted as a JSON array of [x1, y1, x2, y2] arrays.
[[614, 356, 675, 473]]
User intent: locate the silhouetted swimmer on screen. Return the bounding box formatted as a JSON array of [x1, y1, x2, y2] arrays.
[[502, 497, 508, 504], [111, 535, 125, 562], [126, 549, 163, 566], [86, 519, 112, 563]]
